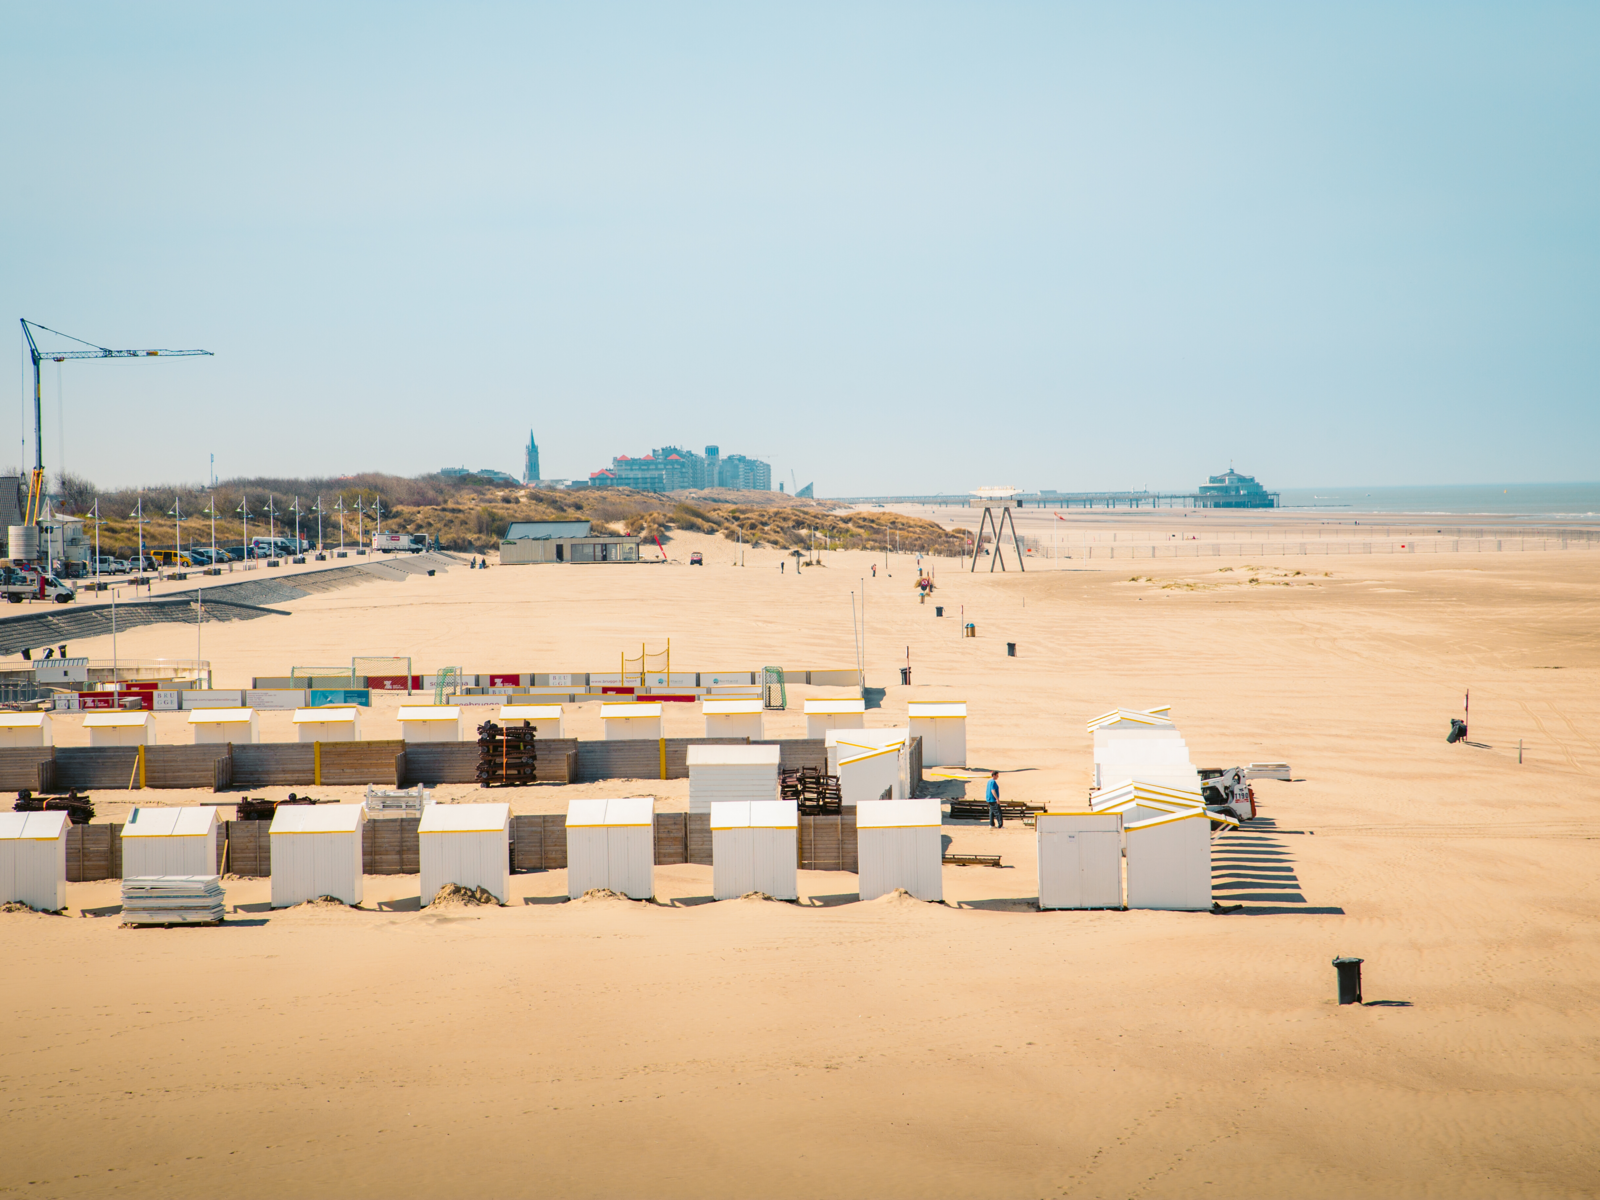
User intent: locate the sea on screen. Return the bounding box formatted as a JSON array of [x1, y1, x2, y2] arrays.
[[1277, 483, 1600, 519]]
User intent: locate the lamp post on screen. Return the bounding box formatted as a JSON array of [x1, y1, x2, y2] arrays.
[[334, 495, 346, 550], [203, 494, 218, 566], [356, 497, 365, 552], [311, 496, 324, 552], [291, 496, 302, 555], [168, 496, 182, 568], [130, 498, 146, 577], [237, 497, 251, 562], [264, 494, 279, 554]]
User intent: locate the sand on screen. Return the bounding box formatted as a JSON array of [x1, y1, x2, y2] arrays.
[[4, 512, 1599, 1198]]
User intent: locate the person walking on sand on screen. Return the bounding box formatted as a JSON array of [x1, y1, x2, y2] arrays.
[[986, 771, 1002, 828]]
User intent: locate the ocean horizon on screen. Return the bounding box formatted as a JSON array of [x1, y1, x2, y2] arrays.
[[1275, 482, 1600, 518]]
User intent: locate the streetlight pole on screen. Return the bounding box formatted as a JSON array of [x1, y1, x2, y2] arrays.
[[334, 495, 346, 550], [237, 497, 251, 562], [292, 496, 302, 555], [169, 496, 182, 567]]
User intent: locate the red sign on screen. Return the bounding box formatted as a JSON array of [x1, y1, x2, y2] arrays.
[[488, 674, 521, 687], [77, 691, 153, 711], [122, 681, 160, 693], [651, 694, 698, 703], [600, 686, 636, 695], [367, 675, 422, 691]]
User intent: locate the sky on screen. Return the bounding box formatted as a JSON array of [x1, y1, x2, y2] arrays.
[[4, 2, 1596, 496]]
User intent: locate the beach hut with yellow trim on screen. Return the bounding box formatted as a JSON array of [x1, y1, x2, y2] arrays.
[[0, 810, 69, 911], [1036, 810, 1123, 910], [687, 743, 780, 815], [269, 803, 366, 907], [84, 711, 155, 747], [565, 797, 654, 899], [710, 799, 798, 900], [499, 703, 564, 738], [601, 702, 663, 741], [0, 711, 52, 748], [856, 798, 943, 902], [907, 700, 966, 767], [121, 806, 220, 877], [1123, 807, 1231, 911], [827, 728, 911, 805], [397, 705, 464, 743], [702, 697, 764, 739], [419, 802, 511, 905], [804, 696, 865, 739], [188, 707, 257, 745], [1089, 780, 1205, 826], [294, 705, 362, 742]]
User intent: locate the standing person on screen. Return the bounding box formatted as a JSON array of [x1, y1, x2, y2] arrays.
[[986, 771, 1002, 828]]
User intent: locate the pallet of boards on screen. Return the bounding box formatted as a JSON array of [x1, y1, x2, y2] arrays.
[[121, 876, 225, 925], [781, 767, 842, 815], [476, 721, 538, 786]]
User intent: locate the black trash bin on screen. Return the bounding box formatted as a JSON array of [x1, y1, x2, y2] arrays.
[[1006, 642, 1016, 657], [1333, 956, 1364, 1005], [900, 667, 911, 685], [935, 606, 943, 617]]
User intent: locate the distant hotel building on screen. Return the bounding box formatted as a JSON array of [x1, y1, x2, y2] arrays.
[[1196, 469, 1278, 508], [586, 444, 772, 492]]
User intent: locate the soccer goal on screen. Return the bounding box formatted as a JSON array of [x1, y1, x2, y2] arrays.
[[353, 656, 414, 694]]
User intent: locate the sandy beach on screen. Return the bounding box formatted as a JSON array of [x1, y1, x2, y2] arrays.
[[4, 511, 1599, 1198]]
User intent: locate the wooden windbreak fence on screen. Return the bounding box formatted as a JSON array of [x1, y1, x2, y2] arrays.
[[65, 823, 122, 882]]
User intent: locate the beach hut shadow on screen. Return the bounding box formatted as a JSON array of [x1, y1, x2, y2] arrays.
[[1211, 818, 1344, 916], [520, 895, 570, 905], [801, 892, 859, 907], [375, 896, 422, 912]]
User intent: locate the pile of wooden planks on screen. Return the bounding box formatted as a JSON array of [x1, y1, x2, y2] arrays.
[[476, 721, 538, 787], [782, 767, 842, 814]]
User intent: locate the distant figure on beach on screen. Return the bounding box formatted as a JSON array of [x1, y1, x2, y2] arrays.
[[986, 771, 1002, 828], [871, 564, 876, 577]]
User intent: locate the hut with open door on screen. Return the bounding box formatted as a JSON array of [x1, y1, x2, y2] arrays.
[[121, 806, 220, 877], [294, 706, 362, 742], [189, 707, 257, 745], [419, 802, 510, 905], [804, 697, 865, 738], [601, 702, 663, 741], [710, 799, 798, 901], [1037, 810, 1123, 910], [907, 701, 966, 767], [702, 697, 764, 739], [856, 797, 942, 902], [687, 743, 780, 815], [0, 810, 69, 911], [269, 803, 366, 907], [565, 797, 654, 899], [0, 711, 51, 747]]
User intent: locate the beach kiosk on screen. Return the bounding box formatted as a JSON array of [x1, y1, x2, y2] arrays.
[[710, 799, 798, 901], [856, 798, 943, 902], [804, 697, 866, 739], [84, 711, 155, 747], [1037, 811, 1123, 910], [687, 744, 781, 815], [702, 697, 764, 739], [0, 712, 51, 747], [498, 704, 564, 738], [269, 803, 366, 907], [0, 810, 69, 911], [907, 701, 966, 768], [397, 705, 463, 743], [601, 702, 663, 741], [294, 705, 362, 742], [565, 797, 654, 899], [121, 806, 220, 877], [1123, 807, 1215, 911], [188, 708, 258, 745], [419, 802, 511, 905]]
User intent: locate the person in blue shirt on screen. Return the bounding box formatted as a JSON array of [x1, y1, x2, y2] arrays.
[[986, 771, 1002, 828]]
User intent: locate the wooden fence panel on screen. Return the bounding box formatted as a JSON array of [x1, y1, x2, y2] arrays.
[[66, 823, 119, 881], [319, 740, 405, 786], [231, 744, 316, 787], [144, 745, 232, 789], [362, 817, 421, 874], [400, 744, 478, 785], [686, 813, 712, 865], [755, 739, 828, 774], [55, 747, 140, 791], [221, 820, 271, 877], [0, 747, 55, 790], [798, 812, 858, 872], [654, 812, 687, 864], [509, 814, 567, 870]]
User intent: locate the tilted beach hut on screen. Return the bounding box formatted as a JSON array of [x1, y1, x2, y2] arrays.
[[804, 697, 866, 739], [1037, 810, 1123, 910], [189, 708, 258, 745], [294, 706, 362, 743], [907, 701, 967, 768], [565, 797, 654, 899], [397, 705, 464, 743], [0, 810, 69, 911], [269, 803, 366, 907], [702, 697, 764, 739], [601, 702, 663, 741], [419, 802, 510, 905], [856, 798, 943, 902], [828, 729, 911, 805], [710, 799, 798, 901], [121, 806, 219, 877], [687, 743, 781, 815]]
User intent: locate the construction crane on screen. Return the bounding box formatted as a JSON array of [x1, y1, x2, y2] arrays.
[[18, 319, 213, 529]]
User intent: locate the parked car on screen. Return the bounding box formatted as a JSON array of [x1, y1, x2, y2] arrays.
[[129, 554, 157, 573]]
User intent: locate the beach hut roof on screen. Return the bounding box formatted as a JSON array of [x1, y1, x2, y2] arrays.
[[686, 744, 781, 767], [1086, 706, 1174, 733], [805, 697, 866, 715], [566, 797, 654, 827], [419, 803, 511, 833], [82, 711, 153, 728], [1094, 779, 1204, 808], [293, 706, 360, 723], [0, 712, 49, 729], [499, 704, 563, 720], [186, 708, 255, 725], [857, 798, 941, 828], [0, 811, 70, 839], [838, 743, 903, 766], [600, 702, 663, 719], [827, 727, 910, 751], [709, 799, 798, 830], [397, 706, 461, 722], [123, 806, 218, 838], [270, 804, 365, 834], [907, 701, 967, 718], [702, 698, 763, 715], [1125, 807, 1213, 832]]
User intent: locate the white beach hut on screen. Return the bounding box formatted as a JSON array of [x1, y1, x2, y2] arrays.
[[419, 802, 510, 905], [711, 800, 798, 901], [1037, 811, 1123, 910], [804, 697, 866, 739], [84, 711, 155, 747], [687, 743, 781, 815], [856, 797, 943, 902], [1124, 807, 1214, 911], [702, 697, 764, 739], [1089, 780, 1205, 827], [294, 705, 363, 742], [188, 708, 258, 745], [499, 704, 564, 738], [565, 797, 654, 899], [269, 803, 366, 907], [907, 701, 967, 768], [397, 705, 464, 743], [601, 702, 664, 741], [0, 712, 52, 747], [828, 729, 911, 805], [0, 810, 69, 911], [121, 806, 220, 877]]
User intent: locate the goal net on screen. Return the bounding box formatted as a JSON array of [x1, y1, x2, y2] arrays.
[[292, 666, 352, 680], [353, 656, 413, 693]]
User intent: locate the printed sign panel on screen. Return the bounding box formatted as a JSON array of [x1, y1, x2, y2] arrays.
[[488, 674, 522, 687], [153, 691, 181, 712], [244, 690, 308, 710], [310, 689, 371, 707], [546, 673, 573, 687], [367, 675, 422, 692]]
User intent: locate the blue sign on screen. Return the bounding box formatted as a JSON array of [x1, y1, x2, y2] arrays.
[[309, 689, 371, 707]]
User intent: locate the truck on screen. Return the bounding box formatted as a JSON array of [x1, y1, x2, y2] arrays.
[[373, 532, 428, 554], [0, 567, 75, 604]]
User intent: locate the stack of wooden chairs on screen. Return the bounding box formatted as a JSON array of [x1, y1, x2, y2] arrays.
[[781, 766, 842, 815], [476, 720, 538, 787]]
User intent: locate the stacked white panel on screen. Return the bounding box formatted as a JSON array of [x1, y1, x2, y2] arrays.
[[710, 800, 798, 901], [856, 798, 943, 902], [0, 811, 69, 911], [1037, 813, 1123, 909], [269, 804, 366, 907], [121, 807, 219, 877], [1124, 810, 1212, 911], [419, 802, 511, 904], [565, 797, 654, 899]]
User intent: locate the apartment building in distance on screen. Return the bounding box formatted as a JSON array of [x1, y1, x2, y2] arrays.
[[586, 444, 771, 492]]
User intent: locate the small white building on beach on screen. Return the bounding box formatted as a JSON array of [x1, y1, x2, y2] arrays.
[[601, 702, 664, 741], [0, 810, 69, 911], [804, 697, 866, 739], [269, 803, 367, 907], [0, 712, 52, 748], [702, 697, 764, 740], [84, 711, 155, 747], [856, 798, 943, 903], [294, 706, 363, 742], [687, 743, 781, 815], [907, 701, 967, 768], [188, 708, 258, 745], [565, 797, 654, 899], [121, 806, 220, 877], [1124, 807, 1215, 911], [498, 704, 564, 739], [419, 802, 510, 905], [710, 799, 798, 901], [1037, 811, 1123, 910], [397, 706, 464, 743]]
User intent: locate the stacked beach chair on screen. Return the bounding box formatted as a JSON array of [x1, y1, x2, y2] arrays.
[[121, 877, 226, 925]]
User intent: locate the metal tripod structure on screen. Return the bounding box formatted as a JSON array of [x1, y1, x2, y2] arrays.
[[969, 506, 1026, 572]]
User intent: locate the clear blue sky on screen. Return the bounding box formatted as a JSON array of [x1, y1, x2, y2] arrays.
[[5, 2, 1596, 495]]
